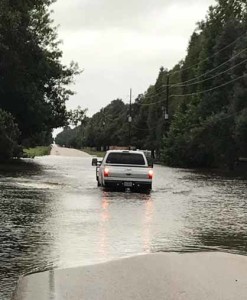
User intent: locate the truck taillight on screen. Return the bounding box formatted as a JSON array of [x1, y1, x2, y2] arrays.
[[148, 169, 154, 179], [104, 167, 109, 177]]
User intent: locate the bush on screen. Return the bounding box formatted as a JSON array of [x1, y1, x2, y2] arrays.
[[0, 109, 21, 160], [23, 146, 51, 158]]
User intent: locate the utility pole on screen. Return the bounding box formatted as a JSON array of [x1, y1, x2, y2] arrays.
[[102, 108, 106, 151], [128, 88, 132, 150]]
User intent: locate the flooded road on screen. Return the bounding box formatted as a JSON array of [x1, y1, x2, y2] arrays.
[[0, 152, 247, 299]]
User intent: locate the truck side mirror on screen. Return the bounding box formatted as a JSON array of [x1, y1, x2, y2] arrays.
[[92, 158, 98, 166]]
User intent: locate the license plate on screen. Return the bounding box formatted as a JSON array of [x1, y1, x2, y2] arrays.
[[124, 182, 133, 187]]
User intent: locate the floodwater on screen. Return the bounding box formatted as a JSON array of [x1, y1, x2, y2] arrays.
[[0, 155, 247, 299]]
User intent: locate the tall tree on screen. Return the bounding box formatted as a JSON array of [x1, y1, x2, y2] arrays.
[[162, 0, 247, 168], [0, 0, 79, 147]]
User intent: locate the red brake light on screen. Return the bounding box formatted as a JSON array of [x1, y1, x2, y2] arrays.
[[148, 169, 154, 179], [104, 167, 109, 177]]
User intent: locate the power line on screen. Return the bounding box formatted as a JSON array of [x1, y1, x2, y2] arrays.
[[136, 43, 247, 102], [134, 49, 247, 104], [133, 108, 245, 133], [143, 33, 247, 98], [124, 33, 247, 132], [153, 47, 247, 94], [119, 34, 247, 113], [172, 47, 247, 86], [137, 89, 166, 102], [169, 31, 247, 77], [137, 74, 246, 107], [170, 57, 247, 88], [170, 73, 247, 98]]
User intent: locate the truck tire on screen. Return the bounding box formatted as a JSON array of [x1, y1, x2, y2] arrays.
[[143, 184, 152, 193]]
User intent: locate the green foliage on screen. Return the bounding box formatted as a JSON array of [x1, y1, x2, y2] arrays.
[[82, 149, 106, 157], [0, 109, 21, 161], [162, 0, 247, 169], [56, 99, 129, 150], [84, 99, 129, 149], [23, 146, 51, 158], [67, 106, 88, 127], [235, 109, 247, 157], [161, 103, 213, 167], [55, 126, 84, 149], [0, 0, 80, 150]]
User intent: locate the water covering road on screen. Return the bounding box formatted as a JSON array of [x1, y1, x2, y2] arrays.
[[0, 148, 247, 299]]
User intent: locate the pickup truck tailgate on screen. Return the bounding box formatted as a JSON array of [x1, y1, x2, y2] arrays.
[[107, 166, 150, 179]]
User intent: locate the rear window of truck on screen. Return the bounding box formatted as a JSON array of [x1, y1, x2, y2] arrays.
[[106, 153, 145, 165]]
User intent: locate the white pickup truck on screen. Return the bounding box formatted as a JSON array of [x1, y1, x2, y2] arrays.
[[92, 150, 153, 192]]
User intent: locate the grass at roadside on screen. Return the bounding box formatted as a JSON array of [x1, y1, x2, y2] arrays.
[[82, 148, 105, 157], [23, 146, 51, 158]]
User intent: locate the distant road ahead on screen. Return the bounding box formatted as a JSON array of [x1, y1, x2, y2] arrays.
[[50, 144, 91, 157]]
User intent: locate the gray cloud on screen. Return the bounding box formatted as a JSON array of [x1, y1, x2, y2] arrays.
[[52, 0, 216, 118], [53, 0, 215, 31]]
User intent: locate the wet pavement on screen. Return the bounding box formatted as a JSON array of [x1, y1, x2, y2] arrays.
[[0, 153, 247, 299]]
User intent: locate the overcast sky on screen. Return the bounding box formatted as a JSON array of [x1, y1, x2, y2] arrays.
[[52, 0, 216, 116]]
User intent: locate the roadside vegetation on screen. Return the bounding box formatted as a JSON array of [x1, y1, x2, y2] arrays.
[[56, 0, 247, 170], [23, 146, 51, 158], [0, 109, 21, 161], [82, 149, 106, 157], [0, 0, 81, 161]]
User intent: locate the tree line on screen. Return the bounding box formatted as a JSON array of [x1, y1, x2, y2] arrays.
[[57, 0, 246, 169], [0, 0, 79, 160]]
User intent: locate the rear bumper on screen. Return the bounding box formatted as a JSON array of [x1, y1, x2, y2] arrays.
[[104, 179, 152, 190]]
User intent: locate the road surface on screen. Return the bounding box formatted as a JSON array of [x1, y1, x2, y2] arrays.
[[0, 148, 246, 299], [50, 144, 91, 157], [13, 252, 247, 300]]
